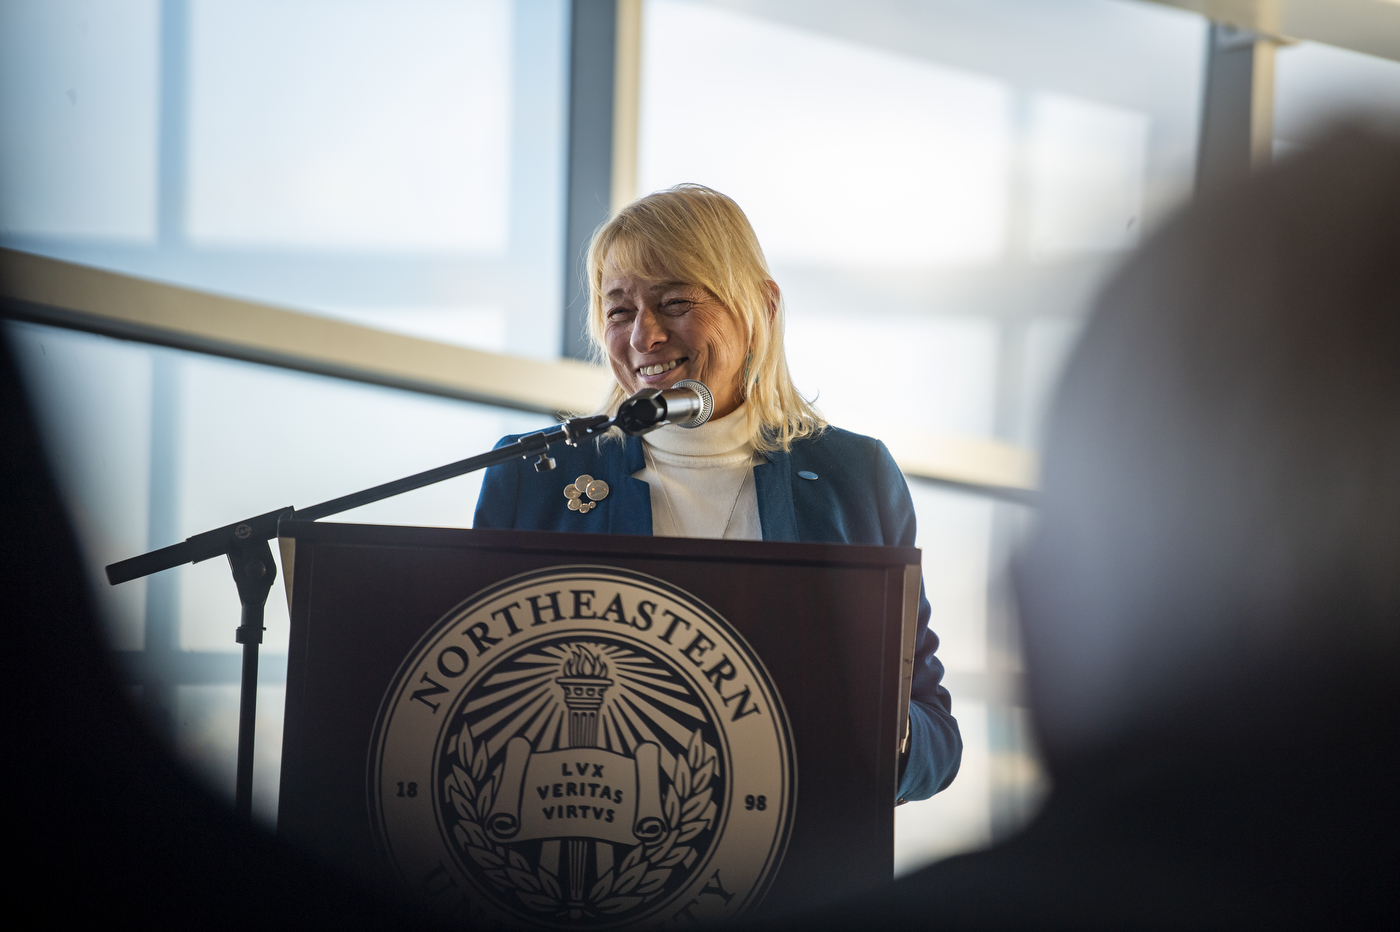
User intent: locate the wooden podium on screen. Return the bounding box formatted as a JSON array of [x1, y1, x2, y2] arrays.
[[276, 520, 920, 927]]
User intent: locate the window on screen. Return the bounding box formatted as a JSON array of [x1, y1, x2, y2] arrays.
[[1, 0, 569, 359], [639, 0, 1206, 871], [10, 320, 551, 821]]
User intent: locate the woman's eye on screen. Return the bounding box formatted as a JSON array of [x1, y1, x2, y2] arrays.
[[662, 299, 693, 314], [606, 307, 634, 320]]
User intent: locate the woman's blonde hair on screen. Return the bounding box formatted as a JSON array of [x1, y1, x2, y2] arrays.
[[584, 184, 825, 452]]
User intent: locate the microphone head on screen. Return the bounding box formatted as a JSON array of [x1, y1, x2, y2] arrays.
[[671, 380, 714, 428], [611, 381, 715, 435]]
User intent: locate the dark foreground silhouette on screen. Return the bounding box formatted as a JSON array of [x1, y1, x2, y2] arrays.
[[0, 330, 434, 928], [770, 129, 1400, 930]]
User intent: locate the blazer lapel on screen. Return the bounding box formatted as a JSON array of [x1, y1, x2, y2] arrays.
[[606, 435, 654, 535], [754, 449, 799, 542]]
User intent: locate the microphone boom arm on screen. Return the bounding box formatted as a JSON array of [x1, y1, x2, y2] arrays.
[[104, 413, 615, 586], [102, 383, 702, 822]]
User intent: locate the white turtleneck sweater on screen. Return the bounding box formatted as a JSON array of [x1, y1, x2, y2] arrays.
[[635, 405, 762, 540]]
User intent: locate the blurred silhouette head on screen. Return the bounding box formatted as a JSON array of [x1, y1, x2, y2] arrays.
[[1018, 129, 1400, 763]]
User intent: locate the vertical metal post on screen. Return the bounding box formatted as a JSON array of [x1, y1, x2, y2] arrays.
[[1197, 22, 1277, 194], [139, 0, 188, 758], [158, 0, 189, 245], [610, 0, 643, 217], [562, 1, 620, 361], [143, 356, 180, 742]]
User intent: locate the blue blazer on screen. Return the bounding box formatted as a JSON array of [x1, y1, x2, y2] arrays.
[[474, 426, 963, 801]]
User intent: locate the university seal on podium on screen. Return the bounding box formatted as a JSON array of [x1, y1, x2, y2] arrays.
[[370, 566, 796, 929]]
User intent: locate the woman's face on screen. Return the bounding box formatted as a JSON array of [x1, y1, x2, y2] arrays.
[[602, 262, 749, 420]]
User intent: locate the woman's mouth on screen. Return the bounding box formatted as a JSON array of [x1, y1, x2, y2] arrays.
[[637, 358, 683, 377]]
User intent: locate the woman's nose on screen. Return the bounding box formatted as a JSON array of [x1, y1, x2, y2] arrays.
[[630, 308, 668, 353]]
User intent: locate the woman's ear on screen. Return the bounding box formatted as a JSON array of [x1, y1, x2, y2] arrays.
[[763, 280, 780, 324]]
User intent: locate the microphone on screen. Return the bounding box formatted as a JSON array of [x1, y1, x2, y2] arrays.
[[613, 379, 714, 435]]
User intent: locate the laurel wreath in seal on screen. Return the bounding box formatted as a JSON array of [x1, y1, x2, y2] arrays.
[[441, 722, 721, 920]]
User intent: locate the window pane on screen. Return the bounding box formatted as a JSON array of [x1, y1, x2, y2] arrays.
[[640, 0, 1203, 450], [909, 483, 993, 675], [1, 0, 570, 361], [895, 699, 990, 872], [168, 350, 549, 653], [1028, 93, 1149, 258], [641, 0, 1206, 870], [8, 321, 551, 815], [187, 0, 512, 253], [784, 316, 1000, 438], [0, 0, 159, 240], [8, 323, 154, 650], [1274, 40, 1400, 156], [640, 2, 1012, 267], [176, 685, 285, 825]]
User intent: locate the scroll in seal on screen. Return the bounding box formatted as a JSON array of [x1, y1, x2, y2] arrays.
[[370, 566, 796, 929]]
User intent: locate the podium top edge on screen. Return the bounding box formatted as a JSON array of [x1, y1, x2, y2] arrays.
[[275, 519, 921, 569]]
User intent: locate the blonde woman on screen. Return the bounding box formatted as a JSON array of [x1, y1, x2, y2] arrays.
[[475, 185, 961, 801]]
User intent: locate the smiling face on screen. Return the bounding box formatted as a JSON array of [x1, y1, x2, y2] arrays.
[[602, 260, 749, 420]]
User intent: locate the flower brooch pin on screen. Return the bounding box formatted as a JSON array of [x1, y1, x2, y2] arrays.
[[563, 474, 609, 514]]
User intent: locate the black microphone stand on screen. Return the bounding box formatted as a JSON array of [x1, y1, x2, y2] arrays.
[[106, 413, 617, 820]]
